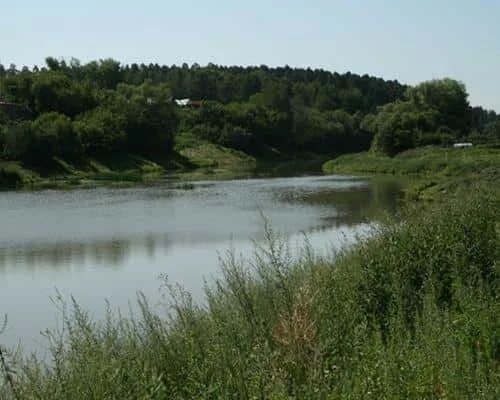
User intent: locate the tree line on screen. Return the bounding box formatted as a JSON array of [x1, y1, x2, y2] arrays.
[[0, 58, 498, 166]]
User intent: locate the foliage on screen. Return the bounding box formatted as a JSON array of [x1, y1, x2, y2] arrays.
[[73, 108, 126, 155], [0, 58, 410, 166], [323, 146, 500, 176], [110, 82, 178, 155], [30, 112, 81, 162], [407, 78, 469, 132], [0, 113, 80, 165], [1, 59, 498, 169], [364, 79, 495, 155], [30, 71, 96, 117]]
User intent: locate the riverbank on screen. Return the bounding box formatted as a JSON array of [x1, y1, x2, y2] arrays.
[[2, 187, 498, 399], [322, 146, 500, 201], [0, 148, 252, 190], [0, 156, 171, 190], [0, 139, 328, 190]]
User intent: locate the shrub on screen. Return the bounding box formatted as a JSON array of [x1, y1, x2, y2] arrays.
[[73, 108, 126, 155], [29, 112, 82, 163]]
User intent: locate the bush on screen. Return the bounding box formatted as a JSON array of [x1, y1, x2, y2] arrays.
[[29, 112, 82, 163], [31, 71, 95, 117], [1, 114, 82, 165], [74, 108, 126, 155], [356, 195, 497, 332], [218, 125, 253, 150]]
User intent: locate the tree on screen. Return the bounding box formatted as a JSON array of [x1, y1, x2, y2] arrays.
[[45, 57, 61, 71], [2, 113, 82, 164], [367, 101, 439, 155], [31, 72, 95, 117], [482, 119, 500, 142], [30, 112, 81, 161], [407, 79, 469, 132], [112, 83, 179, 155], [261, 80, 291, 112], [74, 108, 126, 155], [367, 79, 473, 155], [2, 60, 496, 165], [2, 72, 34, 107]]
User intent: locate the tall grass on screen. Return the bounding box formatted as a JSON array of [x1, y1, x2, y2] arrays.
[[322, 146, 500, 176], [1, 193, 498, 399], [323, 146, 500, 202]]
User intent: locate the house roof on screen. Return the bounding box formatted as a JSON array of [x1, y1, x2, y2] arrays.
[[174, 98, 191, 106]]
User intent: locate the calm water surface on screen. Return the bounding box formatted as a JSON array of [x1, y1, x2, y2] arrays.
[[0, 175, 405, 353]]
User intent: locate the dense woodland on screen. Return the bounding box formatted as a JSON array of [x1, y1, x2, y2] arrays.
[[0, 58, 499, 167]]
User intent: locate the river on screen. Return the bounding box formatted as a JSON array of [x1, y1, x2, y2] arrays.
[[0, 174, 405, 354]]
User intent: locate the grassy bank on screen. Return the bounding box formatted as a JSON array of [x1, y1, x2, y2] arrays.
[[1, 190, 498, 399], [323, 146, 500, 201], [170, 132, 258, 180], [0, 144, 256, 190], [0, 137, 329, 190], [0, 155, 171, 190], [0, 161, 39, 189]]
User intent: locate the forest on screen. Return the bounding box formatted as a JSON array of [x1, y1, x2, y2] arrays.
[[1, 58, 499, 170]]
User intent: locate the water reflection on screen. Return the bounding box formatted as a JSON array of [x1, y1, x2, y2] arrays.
[[0, 239, 129, 271], [0, 235, 173, 272], [0, 174, 407, 353], [0, 176, 406, 272], [277, 176, 406, 225]]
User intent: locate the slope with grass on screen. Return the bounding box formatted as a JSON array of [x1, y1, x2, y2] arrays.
[[323, 146, 500, 201], [0, 154, 172, 190], [0, 134, 261, 190], [0, 136, 329, 189], [0, 161, 39, 189], [171, 131, 257, 179]]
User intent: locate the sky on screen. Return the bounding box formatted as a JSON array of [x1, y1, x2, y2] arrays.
[[1, 0, 499, 111]]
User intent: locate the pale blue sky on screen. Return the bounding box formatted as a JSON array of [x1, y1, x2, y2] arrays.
[[1, 0, 499, 111]]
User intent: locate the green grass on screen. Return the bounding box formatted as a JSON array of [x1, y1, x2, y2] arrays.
[[0, 134, 261, 189], [179, 143, 255, 170], [169, 132, 258, 180], [2, 131, 330, 189], [0, 155, 173, 190], [0, 161, 39, 189], [1, 191, 498, 399], [174, 132, 331, 180], [175, 133, 256, 171], [323, 146, 500, 201], [322, 146, 500, 176]]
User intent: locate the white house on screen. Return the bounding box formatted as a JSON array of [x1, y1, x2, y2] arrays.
[[453, 142, 473, 148], [175, 98, 191, 107]]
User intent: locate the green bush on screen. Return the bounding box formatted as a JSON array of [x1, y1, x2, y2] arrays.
[[356, 195, 496, 332], [30, 112, 82, 163], [73, 108, 126, 155], [0, 113, 82, 165]]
